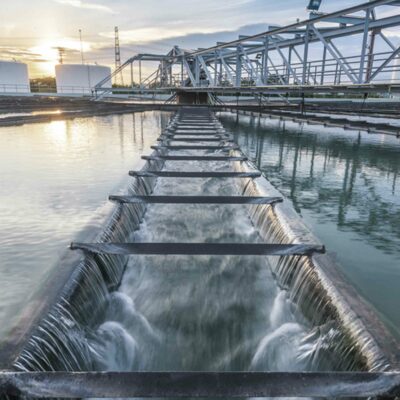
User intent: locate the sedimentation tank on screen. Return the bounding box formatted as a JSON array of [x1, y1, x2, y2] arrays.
[[55, 64, 111, 95], [0, 61, 30, 94], [0, 108, 399, 398]]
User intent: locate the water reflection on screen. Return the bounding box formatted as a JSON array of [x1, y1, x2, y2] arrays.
[[220, 112, 400, 336], [0, 111, 169, 342]]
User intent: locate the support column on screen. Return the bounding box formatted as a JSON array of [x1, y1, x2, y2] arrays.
[[302, 25, 310, 85], [287, 46, 292, 84], [321, 45, 327, 85], [366, 30, 376, 83], [139, 59, 142, 88], [359, 8, 371, 83], [219, 58, 223, 85], [181, 58, 184, 86], [195, 57, 200, 86], [263, 37, 269, 85], [214, 52, 218, 86], [236, 46, 242, 87]]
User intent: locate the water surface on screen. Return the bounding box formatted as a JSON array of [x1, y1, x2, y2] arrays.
[[219, 111, 400, 337], [0, 111, 169, 340], [2, 108, 399, 371]]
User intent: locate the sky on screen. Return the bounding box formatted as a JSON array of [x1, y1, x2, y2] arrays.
[[0, 0, 399, 78]]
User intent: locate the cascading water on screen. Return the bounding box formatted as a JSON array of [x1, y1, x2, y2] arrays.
[[84, 158, 322, 374], [13, 149, 165, 373], [12, 109, 399, 384]]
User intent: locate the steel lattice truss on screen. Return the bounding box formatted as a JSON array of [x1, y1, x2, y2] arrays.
[[95, 0, 400, 98]]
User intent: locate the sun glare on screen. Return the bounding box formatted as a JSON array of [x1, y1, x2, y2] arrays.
[[29, 38, 91, 76]]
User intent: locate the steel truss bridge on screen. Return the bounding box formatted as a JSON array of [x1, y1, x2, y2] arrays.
[[94, 0, 400, 102]]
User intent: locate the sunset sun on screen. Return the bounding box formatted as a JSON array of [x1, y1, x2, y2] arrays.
[[29, 38, 91, 75]]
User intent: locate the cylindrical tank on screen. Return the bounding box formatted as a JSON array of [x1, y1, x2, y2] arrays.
[[0, 61, 30, 93], [55, 64, 112, 95], [391, 57, 400, 83]]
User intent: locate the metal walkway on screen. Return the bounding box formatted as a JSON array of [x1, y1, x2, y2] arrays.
[[3, 109, 399, 398], [94, 0, 400, 101], [72, 108, 324, 258]]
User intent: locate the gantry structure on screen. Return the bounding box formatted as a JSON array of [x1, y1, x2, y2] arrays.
[[94, 0, 400, 100]]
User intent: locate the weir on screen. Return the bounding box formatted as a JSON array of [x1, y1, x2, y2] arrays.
[[1, 107, 400, 398]]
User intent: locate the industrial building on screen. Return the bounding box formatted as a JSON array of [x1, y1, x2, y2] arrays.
[[55, 64, 111, 95], [0, 61, 30, 94]]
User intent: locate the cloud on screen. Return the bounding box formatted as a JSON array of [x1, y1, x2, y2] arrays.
[[382, 29, 400, 41], [0, 46, 51, 64], [90, 23, 274, 67], [99, 26, 232, 45], [53, 0, 115, 14]]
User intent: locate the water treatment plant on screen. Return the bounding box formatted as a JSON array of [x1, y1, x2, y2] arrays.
[[0, 0, 400, 398]]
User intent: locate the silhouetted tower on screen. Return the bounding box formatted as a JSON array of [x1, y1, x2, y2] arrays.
[[114, 26, 124, 85], [57, 47, 66, 64]]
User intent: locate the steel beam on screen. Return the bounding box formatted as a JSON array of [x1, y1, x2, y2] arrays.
[[359, 8, 371, 83], [1, 371, 400, 398], [310, 25, 358, 84], [109, 195, 283, 205], [198, 56, 213, 85], [270, 38, 300, 84], [370, 45, 400, 80], [190, 0, 398, 57], [92, 0, 400, 96], [71, 242, 325, 256], [199, 15, 400, 65], [235, 46, 242, 87], [263, 37, 269, 84]]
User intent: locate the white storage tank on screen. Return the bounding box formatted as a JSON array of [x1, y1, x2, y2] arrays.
[[55, 64, 112, 95], [391, 57, 400, 83], [0, 61, 30, 93]]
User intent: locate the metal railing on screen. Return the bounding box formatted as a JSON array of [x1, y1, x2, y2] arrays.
[[0, 84, 31, 94], [93, 0, 400, 97]]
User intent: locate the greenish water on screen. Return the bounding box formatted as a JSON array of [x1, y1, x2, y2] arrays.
[[219, 112, 400, 337], [0, 111, 169, 341]]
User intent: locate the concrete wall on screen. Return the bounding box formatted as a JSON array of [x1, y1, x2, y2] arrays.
[[0, 61, 30, 93], [55, 64, 112, 95]]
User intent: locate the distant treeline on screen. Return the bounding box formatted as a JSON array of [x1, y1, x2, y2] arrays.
[[30, 77, 56, 92]]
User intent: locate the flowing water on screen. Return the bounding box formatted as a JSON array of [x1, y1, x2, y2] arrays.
[[32, 111, 363, 376], [11, 110, 348, 378], [219, 111, 400, 338], [85, 160, 319, 373], [2, 109, 398, 378]]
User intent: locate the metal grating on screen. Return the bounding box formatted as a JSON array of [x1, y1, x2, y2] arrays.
[[70, 242, 326, 256], [109, 195, 283, 205], [151, 145, 239, 151], [129, 171, 261, 178], [142, 155, 248, 161]]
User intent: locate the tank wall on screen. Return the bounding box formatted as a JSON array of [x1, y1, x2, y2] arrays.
[[55, 64, 112, 94], [0, 61, 30, 93], [391, 58, 400, 83]]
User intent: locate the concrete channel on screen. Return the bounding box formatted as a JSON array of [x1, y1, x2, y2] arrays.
[[0, 107, 399, 398]]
